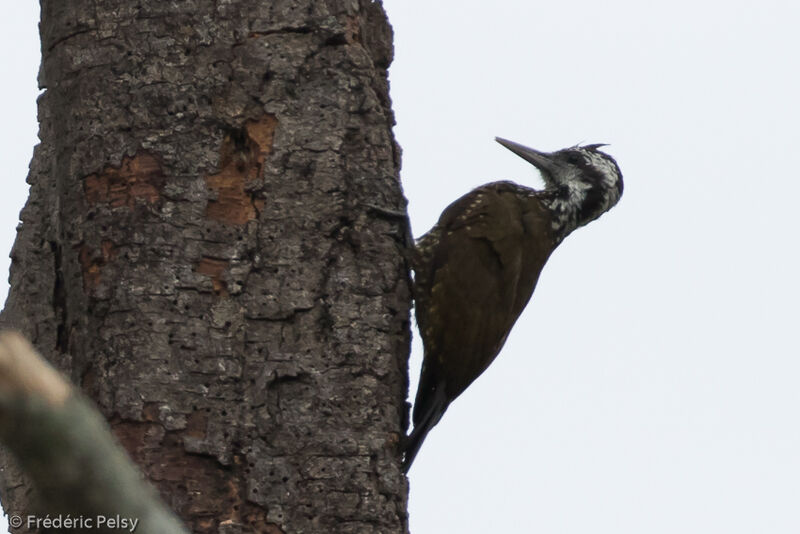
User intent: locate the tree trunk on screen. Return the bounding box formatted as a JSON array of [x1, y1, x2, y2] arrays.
[[0, 1, 411, 532]]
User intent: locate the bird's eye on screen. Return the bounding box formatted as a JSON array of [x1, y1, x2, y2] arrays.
[[565, 152, 582, 164]]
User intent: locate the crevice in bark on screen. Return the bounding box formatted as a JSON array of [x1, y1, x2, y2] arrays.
[[47, 28, 94, 51], [248, 27, 313, 39], [50, 242, 69, 355]]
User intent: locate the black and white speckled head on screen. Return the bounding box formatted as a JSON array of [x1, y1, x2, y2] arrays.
[[496, 137, 623, 239]]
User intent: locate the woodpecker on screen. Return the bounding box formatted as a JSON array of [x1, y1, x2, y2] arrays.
[[403, 137, 624, 472]]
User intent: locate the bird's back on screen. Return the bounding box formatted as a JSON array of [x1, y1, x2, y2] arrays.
[[412, 181, 556, 424]]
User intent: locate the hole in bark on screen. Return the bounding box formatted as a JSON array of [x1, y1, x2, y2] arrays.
[[325, 33, 348, 46]]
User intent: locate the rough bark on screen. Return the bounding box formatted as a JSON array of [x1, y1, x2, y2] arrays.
[[0, 1, 411, 533]]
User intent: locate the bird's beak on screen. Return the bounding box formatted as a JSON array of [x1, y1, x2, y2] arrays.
[[494, 137, 557, 175], [495, 137, 560, 177]]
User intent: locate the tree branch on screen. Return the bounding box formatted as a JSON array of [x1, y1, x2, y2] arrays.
[[0, 331, 189, 534]]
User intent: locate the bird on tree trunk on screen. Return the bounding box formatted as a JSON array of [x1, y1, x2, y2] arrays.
[[403, 137, 624, 472]]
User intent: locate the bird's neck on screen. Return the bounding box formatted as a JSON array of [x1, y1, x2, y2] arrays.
[[539, 183, 591, 243]]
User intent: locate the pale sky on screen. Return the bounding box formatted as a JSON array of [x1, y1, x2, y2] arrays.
[[3, 2, 800, 533]]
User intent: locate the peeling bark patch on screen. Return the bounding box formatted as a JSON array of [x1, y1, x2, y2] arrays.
[[185, 408, 208, 439], [78, 240, 117, 293], [196, 257, 230, 296], [244, 114, 278, 156], [111, 418, 164, 463], [345, 16, 361, 44], [84, 152, 164, 208], [205, 114, 277, 225]]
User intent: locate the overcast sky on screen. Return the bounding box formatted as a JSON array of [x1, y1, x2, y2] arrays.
[[3, 2, 800, 533]]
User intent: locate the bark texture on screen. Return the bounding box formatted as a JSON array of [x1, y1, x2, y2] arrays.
[[0, 1, 410, 532]]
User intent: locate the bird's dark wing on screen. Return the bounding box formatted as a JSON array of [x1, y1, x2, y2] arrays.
[[405, 183, 558, 471], [412, 184, 528, 422]]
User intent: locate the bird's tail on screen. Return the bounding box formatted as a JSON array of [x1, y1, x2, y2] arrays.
[[402, 384, 449, 473]]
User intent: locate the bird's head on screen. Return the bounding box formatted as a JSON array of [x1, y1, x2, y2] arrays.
[[496, 137, 623, 234]]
